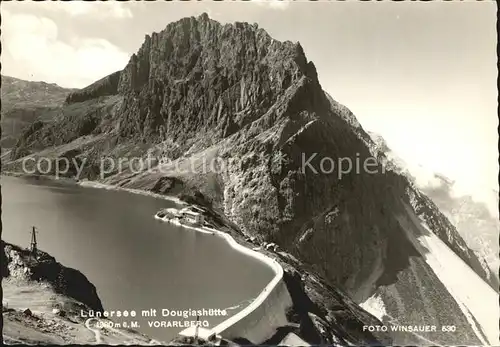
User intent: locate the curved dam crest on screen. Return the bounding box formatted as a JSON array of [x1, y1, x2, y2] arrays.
[[206, 227, 292, 344], [166, 222, 293, 344]]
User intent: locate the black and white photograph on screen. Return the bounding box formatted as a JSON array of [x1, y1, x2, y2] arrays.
[[0, 0, 498, 346]]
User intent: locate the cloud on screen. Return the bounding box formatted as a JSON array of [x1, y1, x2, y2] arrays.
[[1, 10, 130, 88], [54, 1, 133, 19], [404, 151, 498, 218], [5, 0, 133, 19], [449, 181, 499, 219], [251, 0, 290, 10]]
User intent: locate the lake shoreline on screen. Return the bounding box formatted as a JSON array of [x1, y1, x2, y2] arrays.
[[1, 171, 187, 206], [2, 171, 284, 343]]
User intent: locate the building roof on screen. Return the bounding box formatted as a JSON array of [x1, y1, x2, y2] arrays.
[[190, 205, 206, 213], [182, 210, 201, 216]]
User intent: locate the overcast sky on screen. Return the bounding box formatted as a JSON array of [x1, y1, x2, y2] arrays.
[[1, 0, 497, 205]]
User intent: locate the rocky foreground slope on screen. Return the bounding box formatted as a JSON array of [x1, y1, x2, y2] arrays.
[[1, 240, 157, 345], [4, 14, 496, 345]]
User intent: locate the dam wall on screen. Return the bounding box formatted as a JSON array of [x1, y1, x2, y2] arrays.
[[205, 226, 293, 343], [215, 277, 292, 344], [177, 224, 293, 344]]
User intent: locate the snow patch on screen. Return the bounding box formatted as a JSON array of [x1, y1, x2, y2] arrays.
[[399, 206, 500, 346], [359, 294, 387, 322]]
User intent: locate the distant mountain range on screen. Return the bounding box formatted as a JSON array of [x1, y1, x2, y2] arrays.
[[2, 13, 498, 345], [368, 131, 499, 285], [1, 75, 74, 149]]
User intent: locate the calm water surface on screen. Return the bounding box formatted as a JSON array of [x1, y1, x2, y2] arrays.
[[1, 175, 274, 341]]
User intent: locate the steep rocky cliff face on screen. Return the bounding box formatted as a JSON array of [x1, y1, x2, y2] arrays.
[[10, 14, 319, 164], [6, 14, 496, 345], [114, 14, 315, 145]]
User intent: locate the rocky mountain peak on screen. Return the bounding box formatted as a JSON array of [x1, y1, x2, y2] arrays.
[[109, 15, 322, 145], [62, 14, 320, 149], [116, 12, 314, 92]]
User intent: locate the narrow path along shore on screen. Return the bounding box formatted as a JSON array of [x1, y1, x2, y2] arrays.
[[85, 318, 102, 344], [78, 180, 186, 205], [2, 172, 187, 206]]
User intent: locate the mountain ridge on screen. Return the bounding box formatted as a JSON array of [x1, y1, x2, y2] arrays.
[[0, 75, 74, 149]]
